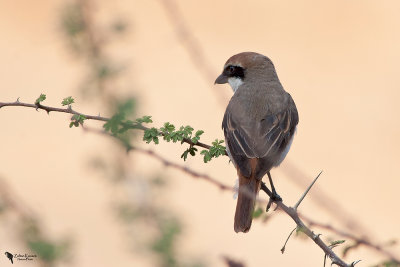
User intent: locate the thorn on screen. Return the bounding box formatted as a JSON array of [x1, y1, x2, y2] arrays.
[[294, 170, 323, 210], [330, 259, 341, 266], [314, 233, 322, 241], [350, 260, 361, 266], [16, 97, 20, 103], [35, 102, 41, 111]]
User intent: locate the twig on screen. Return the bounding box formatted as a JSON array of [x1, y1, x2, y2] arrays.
[[281, 227, 297, 254]]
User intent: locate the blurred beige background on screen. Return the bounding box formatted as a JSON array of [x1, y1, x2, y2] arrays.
[[1, 0, 400, 266]]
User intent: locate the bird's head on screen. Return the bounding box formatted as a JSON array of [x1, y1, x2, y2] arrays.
[[215, 52, 277, 92]]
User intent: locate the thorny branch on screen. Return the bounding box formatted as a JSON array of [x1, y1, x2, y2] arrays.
[[259, 183, 353, 267], [0, 99, 217, 153], [2, 100, 395, 266], [0, 99, 109, 121], [8, 0, 391, 265], [301, 216, 400, 264], [125, 145, 355, 266]]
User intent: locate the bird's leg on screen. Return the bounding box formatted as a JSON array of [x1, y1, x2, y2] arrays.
[[267, 171, 281, 201], [265, 171, 282, 211]]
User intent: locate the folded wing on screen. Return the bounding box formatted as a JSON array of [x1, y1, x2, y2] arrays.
[[222, 96, 298, 179]]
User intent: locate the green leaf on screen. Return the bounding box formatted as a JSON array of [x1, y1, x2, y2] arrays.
[[200, 150, 212, 163], [69, 114, 86, 128], [143, 128, 160, 144], [153, 136, 159, 144], [150, 218, 181, 265], [189, 147, 197, 156], [182, 125, 194, 138], [195, 130, 204, 137], [117, 98, 135, 117], [28, 240, 58, 261], [35, 94, 46, 105], [199, 139, 226, 163], [253, 207, 263, 218], [181, 147, 197, 161], [62, 96, 75, 106], [181, 150, 189, 161], [136, 115, 153, 124], [329, 239, 346, 249], [160, 122, 175, 133], [103, 98, 136, 135], [191, 130, 204, 144], [103, 116, 120, 134], [61, 3, 85, 38], [330, 240, 345, 246]]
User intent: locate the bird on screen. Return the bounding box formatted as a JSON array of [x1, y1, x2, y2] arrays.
[[5, 251, 13, 264], [215, 52, 298, 233]]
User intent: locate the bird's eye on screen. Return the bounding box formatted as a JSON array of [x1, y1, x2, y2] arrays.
[[224, 65, 245, 79]]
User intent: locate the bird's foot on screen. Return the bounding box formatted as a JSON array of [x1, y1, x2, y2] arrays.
[[271, 191, 282, 202]]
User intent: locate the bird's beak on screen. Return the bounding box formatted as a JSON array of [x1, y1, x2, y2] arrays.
[[215, 74, 228, 84]]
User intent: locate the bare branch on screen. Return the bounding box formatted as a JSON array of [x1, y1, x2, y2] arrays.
[[133, 146, 231, 191]]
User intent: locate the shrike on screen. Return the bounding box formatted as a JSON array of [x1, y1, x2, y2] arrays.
[[215, 52, 298, 233]]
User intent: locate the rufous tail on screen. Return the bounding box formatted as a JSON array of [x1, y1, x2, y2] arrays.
[[234, 160, 261, 233]]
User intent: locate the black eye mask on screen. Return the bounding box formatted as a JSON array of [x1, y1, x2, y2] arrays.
[[224, 65, 245, 79]]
